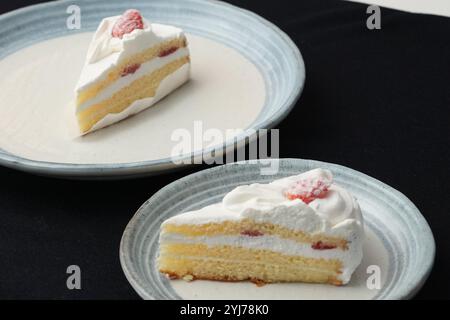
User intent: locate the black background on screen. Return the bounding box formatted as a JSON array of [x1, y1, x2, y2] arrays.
[[0, 0, 449, 299]]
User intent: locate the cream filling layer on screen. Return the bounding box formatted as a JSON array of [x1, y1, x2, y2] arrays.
[[76, 47, 189, 112], [85, 62, 190, 134], [160, 232, 363, 284]]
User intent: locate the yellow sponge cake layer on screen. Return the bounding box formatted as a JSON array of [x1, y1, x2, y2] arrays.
[[77, 56, 189, 133], [76, 37, 187, 106], [162, 219, 348, 250], [159, 244, 343, 285]]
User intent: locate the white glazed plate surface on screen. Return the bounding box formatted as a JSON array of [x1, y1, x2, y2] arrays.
[[120, 159, 435, 300], [0, 0, 304, 179]]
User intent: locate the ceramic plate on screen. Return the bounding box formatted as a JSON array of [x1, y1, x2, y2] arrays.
[[120, 159, 435, 300], [0, 0, 304, 179]]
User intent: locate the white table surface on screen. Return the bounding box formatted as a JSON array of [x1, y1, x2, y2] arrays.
[[347, 0, 450, 17]]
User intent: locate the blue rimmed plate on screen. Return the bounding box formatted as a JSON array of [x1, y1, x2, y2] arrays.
[[120, 158, 435, 300], [0, 0, 304, 179]]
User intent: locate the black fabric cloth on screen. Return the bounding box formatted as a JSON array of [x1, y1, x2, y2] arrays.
[[0, 0, 449, 299]]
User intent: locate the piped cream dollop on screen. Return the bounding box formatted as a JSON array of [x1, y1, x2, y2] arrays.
[[222, 168, 362, 230], [85, 17, 151, 64]]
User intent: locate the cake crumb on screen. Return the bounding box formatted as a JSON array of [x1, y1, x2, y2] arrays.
[[165, 273, 178, 280], [183, 275, 194, 282], [251, 278, 267, 287]]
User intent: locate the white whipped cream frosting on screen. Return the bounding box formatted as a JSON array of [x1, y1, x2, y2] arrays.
[[166, 169, 363, 236], [84, 17, 151, 64], [162, 169, 364, 284], [76, 16, 186, 92]]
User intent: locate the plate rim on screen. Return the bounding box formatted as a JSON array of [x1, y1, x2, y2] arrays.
[[119, 158, 436, 300], [0, 0, 305, 178]]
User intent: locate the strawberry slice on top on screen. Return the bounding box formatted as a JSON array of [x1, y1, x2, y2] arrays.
[[285, 175, 331, 204], [112, 9, 144, 39]]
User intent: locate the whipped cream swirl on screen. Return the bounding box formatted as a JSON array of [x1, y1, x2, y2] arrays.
[[223, 169, 362, 228], [85, 16, 151, 64]]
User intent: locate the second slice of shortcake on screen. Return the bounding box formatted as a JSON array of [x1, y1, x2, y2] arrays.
[[75, 9, 190, 134]]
